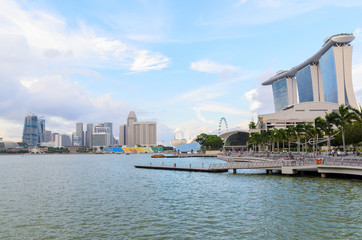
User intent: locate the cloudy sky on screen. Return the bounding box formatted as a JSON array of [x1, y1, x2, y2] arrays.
[[1, 0, 362, 144]]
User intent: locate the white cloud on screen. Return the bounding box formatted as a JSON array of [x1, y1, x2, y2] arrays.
[[130, 50, 170, 72], [244, 89, 261, 111], [190, 59, 239, 74], [0, 0, 171, 140], [243, 69, 275, 114], [0, 0, 170, 72]]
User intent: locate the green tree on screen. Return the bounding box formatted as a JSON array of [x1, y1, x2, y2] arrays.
[[351, 104, 362, 122], [295, 123, 304, 153], [286, 126, 296, 152], [315, 114, 335, 153], [195, 133, 209, 146], [329, 104, 355, 154], [196, 133, 223, 150], [302, 122, 314, 153], [249, 121, 256, 129]]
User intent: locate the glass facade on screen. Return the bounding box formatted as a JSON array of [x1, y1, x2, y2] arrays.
[[296, 65, 313, 102], [224, 132, 249, 146], [319, 47, 338, 103], [272, 77, 288, 112], [22, 114, 39, 147]]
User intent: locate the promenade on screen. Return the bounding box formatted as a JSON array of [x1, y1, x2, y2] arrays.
[[218, 152, 362, 178]]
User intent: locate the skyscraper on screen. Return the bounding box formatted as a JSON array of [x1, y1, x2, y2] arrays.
[[38, 118, 45, 144], [256, 33, 359, 131], [22, 113, 39, 147], [104, 122, 113, 146], [263, 33, 357, 112], [74, 123, 84, 146], [119, 111, 157, 147], [86, 123, 93, 148]]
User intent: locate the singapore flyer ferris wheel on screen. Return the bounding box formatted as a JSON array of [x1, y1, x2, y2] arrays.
[[218, 117, 229, 135]]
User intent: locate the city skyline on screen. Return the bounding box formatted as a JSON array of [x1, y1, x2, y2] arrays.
[[1, 0, 362, 144]]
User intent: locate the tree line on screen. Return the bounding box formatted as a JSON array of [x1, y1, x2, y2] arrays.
[[249, 104, 362, 154]]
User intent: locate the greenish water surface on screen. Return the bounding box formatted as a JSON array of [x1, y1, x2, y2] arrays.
[[0, 154, 361, 239]]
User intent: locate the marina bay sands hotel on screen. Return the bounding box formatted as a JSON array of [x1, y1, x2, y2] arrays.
[[256, 33, 358, 130]]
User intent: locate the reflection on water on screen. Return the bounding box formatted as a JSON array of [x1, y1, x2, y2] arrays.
[[0, 154, 361, 239]]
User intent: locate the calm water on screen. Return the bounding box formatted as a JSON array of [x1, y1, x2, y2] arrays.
[[0, 154, 361, 239]]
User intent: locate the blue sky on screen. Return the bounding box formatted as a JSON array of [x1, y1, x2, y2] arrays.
[[1, 0, 362, 145]]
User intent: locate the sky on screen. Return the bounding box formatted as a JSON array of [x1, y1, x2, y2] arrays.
[[1, 0, 362, 145]]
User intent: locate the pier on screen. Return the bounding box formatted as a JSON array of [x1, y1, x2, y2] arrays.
[[134, 163, 228, 172], [225, 157, 362, 177]]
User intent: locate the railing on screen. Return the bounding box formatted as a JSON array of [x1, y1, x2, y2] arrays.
[[227, 160, 284, 169], [226, 158, 362, 169], [209, 163, 227, 169]]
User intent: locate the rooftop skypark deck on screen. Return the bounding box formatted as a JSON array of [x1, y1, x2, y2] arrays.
[[262, 33, 355, 86]]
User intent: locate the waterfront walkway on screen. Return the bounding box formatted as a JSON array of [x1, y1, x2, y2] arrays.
[[218, 153, 362, 177]]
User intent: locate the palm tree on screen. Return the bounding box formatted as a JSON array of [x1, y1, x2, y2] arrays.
[[313, 117, 325, 152], [351, 104, 362, 122], [280, 128, 287, 151], [295, 123, 304, 153], [266, 129, 274, 152], [316, 114, 335, 153], [260, 130, 269, 152], [329, 104, 355, 154], [303, 122, 314, 153], [286, 126, 296, 152]]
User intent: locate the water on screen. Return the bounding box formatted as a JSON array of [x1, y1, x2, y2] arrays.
[[0, 154, 361, 239]]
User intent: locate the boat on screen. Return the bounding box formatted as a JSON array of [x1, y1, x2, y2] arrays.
[[151, 153, 165, 158]]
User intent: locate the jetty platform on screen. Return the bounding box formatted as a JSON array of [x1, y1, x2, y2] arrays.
[[135, 163, 228, 173]]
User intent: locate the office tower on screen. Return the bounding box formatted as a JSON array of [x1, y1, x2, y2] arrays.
[[74, 123, 84, 146], [86, 123, 93, 148], [92, 124, 111, 147], [104, 122, 113, 146], [38, 118, 45, 144], [54, 134, 72, 148], [119, 124, 126, 146], [22, 113, 39, 147], [120, 111, 157, 147], [44, 130, 52, 142]]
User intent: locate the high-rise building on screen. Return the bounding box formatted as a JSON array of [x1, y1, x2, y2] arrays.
[[119, 124, 126, 146], [256, 33, 358, 131], [44, 130, 52, 142], [86, 123, 93, 148], [104, 122, 114, 146], [119, 111, 157, 147], [263, 33, 357, 112], [75, 123, 84, 146], [92, 124, 111, 147], [38, 118, 45, 144], [54, 134, 72, 148], [22, 113, 39, 147]]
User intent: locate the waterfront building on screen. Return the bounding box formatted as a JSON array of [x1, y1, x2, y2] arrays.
[[119, 111, 157, 147], [22, 113, 39, 147], [86, 123, 93, 148], [104, 122, 114, 146], [256, 34, 358, 130], [118, 124, 126, 146], [92, 124, 111, 147], [75, 123, 84, 146], [38, 118, 46, 144], [53, 134, 72, 148], [44, 130, 52, 142]]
